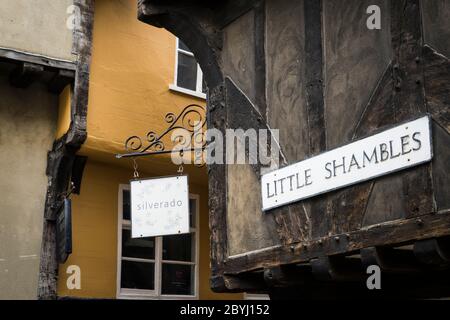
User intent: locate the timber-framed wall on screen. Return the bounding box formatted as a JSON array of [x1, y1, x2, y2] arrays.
[[138, 0, 450, 298], [37, 0, 95, 300]]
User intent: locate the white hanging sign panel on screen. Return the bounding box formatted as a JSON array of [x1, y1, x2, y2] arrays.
[[261, 115, 433, 211], [131, 175, 189, 238]]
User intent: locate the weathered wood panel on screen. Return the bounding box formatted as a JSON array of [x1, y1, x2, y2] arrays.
[[227, 164, 280, 255], [266, 0, 308, 163], [265, 0, 311, 245], [310, 0, 392, 238], [423, 46, 450, 134], [225, 78, 280, 256], [221, 10, 256, 109], [137, 0, 450, 293], [323, 0, 392, 149], [362, 175, 404, 226], [431, 121, 450, 212]]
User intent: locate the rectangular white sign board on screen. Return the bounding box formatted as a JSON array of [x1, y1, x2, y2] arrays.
[[261, 116, 433, 211], [131, 175, 189, 238]]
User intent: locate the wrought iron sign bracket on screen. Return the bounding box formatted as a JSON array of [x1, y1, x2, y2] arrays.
[[115, 104, 207, 165]]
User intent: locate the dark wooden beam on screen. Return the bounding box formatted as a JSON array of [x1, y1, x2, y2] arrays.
[[414, 237, 450, 265], [207, 84, 229, 285], [215, 0, 256, 28], [9, 62, 44, 88], [311, 256, 363, 282], [211, 273, 267, 293], [269, 269, 450, 299], [48, 69, 75, 94], [303, 0, 330, 243], [304, 0, 325, 156], [38, 0, 95, 300], [71, 155, 88, 195], [0, 47, 76, 71], [224, 210, 450, 275], [223, 274, 266, 292], [361, 246, 422, 273], [264, 264, 311, 287], [391, 0, 434, 219], [254, 0, 266, 119]]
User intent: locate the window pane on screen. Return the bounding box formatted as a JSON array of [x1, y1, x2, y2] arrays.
[[122, 229, 155, 259], [178, 40, 191, 52], [121, 260, 154, 290], [163, 233, 193, 262], [161, 263, 194, 295], [123, 189, 130, 220], [177, 53, 197, 91], [189, 198, 196, 228]]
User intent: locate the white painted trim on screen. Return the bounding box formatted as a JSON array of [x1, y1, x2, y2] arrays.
[[178, 48, 194, 57], [196, 65, 204, 93], [173, 38, 180, 93], [122, 257, 155, 263], [244, 293, 270, 300], [169, 84, 207, 99], [116, 184, 200, 299], [116, 184, 126, 299], [171, 38, 206, 100], [190, 193, 200, 299], [160, 260, 195, 265]]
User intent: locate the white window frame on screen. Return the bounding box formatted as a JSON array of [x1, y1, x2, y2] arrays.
[[169, 38, 206, 100], [116, 184, 200, 300], [244, 293, 270, 300]]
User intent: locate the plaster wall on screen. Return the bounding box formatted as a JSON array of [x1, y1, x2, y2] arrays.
[[0, 0, 75, 61], [0, 73, 58, 299]]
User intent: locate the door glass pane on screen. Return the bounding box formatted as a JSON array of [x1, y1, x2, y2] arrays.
[[162, 233, 193, 262], [177, 53, 197, 91], [122, 189, 131, 220], [161, 263, 194, 295], [178, 40, 191, 52], [122, 229, 155, 259], [121, 260, 154, 290]]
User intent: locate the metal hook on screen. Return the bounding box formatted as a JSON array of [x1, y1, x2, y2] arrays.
[[132, 158, 139, 178], [59, 181, 75, 200]]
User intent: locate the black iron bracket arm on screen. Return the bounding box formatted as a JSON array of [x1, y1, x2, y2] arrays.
[[115, 104, 207, 160]]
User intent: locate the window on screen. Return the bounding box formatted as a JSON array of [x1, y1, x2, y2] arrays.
[[169, 38, 207, 99], [117, 185, 199, 299]]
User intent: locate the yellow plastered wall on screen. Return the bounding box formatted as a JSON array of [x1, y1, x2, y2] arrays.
[[57, 161, 121, 298], [81, 0, 205, 158], [57, 160, 241, 299], [55, 85, 72, 139], [57, 0, 242, 300]]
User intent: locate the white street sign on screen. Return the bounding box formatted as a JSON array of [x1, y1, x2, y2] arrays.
[[131, 175, 189, 238], [261, 116, 433, 211]]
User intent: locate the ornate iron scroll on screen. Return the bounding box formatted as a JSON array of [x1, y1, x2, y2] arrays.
[[116, 104, 207, 164]]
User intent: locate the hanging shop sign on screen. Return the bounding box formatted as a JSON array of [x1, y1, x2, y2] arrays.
[[130, 175, 190, 238], [56, 198, 72, 263], [262, 115, 433, 211]]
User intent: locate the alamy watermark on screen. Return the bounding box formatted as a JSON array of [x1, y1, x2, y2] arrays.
[[66, 265, 81, 290], [169, 122, 281, 170], [66, 5, 81, 30]]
